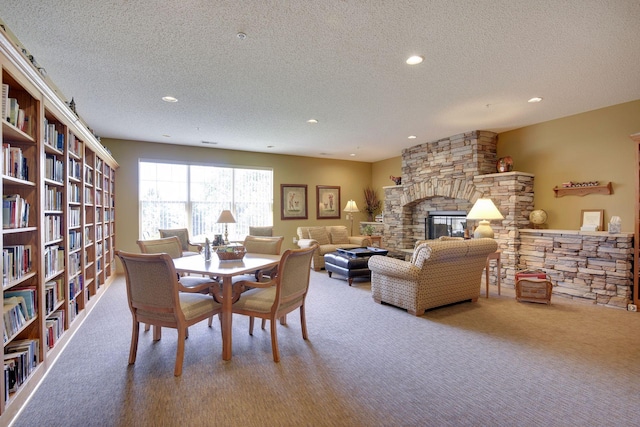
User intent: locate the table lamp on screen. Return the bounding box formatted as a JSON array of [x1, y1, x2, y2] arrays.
[[466, 198, 504, 238], [216, 209, 236, 244], [343, 200, 359, 236]]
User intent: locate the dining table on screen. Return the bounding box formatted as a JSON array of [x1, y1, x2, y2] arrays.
[[172, 252, 281, 361]]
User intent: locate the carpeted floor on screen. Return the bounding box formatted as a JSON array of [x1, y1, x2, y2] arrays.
[[10, 271, 640, 427]]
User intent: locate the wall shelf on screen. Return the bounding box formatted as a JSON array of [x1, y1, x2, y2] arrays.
[[553, 182, 612, 197]]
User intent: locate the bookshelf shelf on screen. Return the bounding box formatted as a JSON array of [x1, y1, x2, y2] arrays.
[[0, 28, 118, 423], [553, 182, 612, 197]]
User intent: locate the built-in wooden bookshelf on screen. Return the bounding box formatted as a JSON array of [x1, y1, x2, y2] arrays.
[[0, 27, 118, 423]]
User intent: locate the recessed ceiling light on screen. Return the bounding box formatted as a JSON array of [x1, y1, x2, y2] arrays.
[[406, 55, 424, 65], [237, 32, 247, 40], [201, 141, 218, 145], [162, 96, 178, 103], [408, 135, 417, 139], [528, 97, 543, 103], [307, 119, 318, 124], [162, 134, 171, 138], [267, 145, 275, 148], [349, 153, 356, 157]]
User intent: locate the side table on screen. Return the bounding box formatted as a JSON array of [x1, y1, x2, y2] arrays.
[[369, 235, 382, 248], [485, 250, 501, 298]]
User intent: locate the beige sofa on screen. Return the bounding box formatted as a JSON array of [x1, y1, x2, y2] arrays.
[[296, 226, 371, 271], [368, 237, 498, 315]]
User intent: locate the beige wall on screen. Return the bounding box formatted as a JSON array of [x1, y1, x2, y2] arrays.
[[104, 99, 640, 267], [497, 99, 640, 231], [102, 139, 373, 256]]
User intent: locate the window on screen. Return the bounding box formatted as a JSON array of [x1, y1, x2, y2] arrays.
[[139, 160, 273, 242]]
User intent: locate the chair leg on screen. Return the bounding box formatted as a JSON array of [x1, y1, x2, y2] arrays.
[[300, 305, 308, 340], [175, 326, 186, 376], [269, 318, 280, 363], [144, 323, 150, 332], [261, 319, 266, 330], [249, 317, 255, 335], [129, 319, 140, 365], [153, 325, 161, 341]]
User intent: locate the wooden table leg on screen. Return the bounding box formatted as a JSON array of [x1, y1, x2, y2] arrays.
[[485, 251, 501, 298], [221, 276, 233, 360]]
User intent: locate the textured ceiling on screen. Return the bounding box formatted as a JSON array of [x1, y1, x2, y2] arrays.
[[1, 1, 639, 162]]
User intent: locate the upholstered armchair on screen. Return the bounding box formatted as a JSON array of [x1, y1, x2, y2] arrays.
[[368, 238, 498, 316], [158, 228, 202, 256]]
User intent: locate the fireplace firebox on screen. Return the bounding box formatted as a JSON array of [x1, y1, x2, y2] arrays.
[[425, 211, 467, 240]]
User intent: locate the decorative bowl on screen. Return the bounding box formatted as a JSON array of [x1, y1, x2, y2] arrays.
[[215, 245, 246, 261]]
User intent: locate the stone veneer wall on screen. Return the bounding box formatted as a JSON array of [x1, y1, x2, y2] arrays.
[[519, 230, 633, 309], [383, 130, 535, 289]]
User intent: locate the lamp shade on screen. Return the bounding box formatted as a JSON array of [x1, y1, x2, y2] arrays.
[[467, 198, 504, 220], [216, 209, 236, 224], [467, 198, 503, 239], [343, 200, 360, 213]]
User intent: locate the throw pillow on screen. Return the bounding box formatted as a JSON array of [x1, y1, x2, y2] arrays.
[[308, 227, 330, 245], [330, 227, 350, 244]]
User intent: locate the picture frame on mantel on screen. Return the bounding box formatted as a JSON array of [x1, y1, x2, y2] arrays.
[[281, 184, 308, 220], [316, 185, 341, 219], [580, 209, 604, 231]]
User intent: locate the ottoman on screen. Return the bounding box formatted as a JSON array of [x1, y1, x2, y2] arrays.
[[324, 252, 372, 286]]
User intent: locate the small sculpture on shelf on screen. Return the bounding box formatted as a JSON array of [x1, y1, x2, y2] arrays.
[[389, 175, 402, 185]]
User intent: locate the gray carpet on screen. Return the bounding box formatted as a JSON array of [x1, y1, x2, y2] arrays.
[[10, 271, 640, 427]]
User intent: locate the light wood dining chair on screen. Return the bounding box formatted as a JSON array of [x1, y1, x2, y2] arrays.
[[232, 244, 317, 362], [158, 228, 202, 256], [137, 236, 219, 330], [115, 251, 222, 376]]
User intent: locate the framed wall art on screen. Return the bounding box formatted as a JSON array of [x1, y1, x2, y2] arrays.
[[316, 185, 341, 219], [580, 209, 604, 231], [281, 184, 308, 220]]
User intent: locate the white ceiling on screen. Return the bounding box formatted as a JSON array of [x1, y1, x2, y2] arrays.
[[1, 1, 639, 163]]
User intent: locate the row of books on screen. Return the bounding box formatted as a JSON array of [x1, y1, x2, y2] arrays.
[[69, 229, 82, 250], [45, 279, 64, 315], [44, 184, 63, 211], [2, 143, 30, 181], [2, 245, 32, 286], [2, 84, 29, 132], [45, 310, 65, 350], [68, 133, 83, 157], [4, 339, 39, 400], [45, 153, 64, 183], [2, 193, 30, 229], [3, 287, 37, 342], [44, 214, 63, 242], [68, 157, 82, 180], [43, 119, 64, 151], [44, 245, 65, 278]]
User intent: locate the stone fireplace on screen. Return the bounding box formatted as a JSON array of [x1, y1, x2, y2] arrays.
[[383, 130, 535, 288]]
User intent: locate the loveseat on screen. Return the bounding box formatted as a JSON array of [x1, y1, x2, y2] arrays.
[[368, 237, 498, 315], [296, 226, 372, 271]]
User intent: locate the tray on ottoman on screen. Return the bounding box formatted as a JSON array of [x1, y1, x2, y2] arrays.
[[336, 247, 388, 257]]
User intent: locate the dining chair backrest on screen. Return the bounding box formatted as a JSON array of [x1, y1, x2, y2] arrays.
[[117, 251, 182, 324], [158, 228, 192, 251], [274, 246, 315, 307], [243, 235, 284, 255], [137, 236, 184, 259]]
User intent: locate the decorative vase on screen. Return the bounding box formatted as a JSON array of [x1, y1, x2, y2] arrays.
[[496, 156, 513, 173]]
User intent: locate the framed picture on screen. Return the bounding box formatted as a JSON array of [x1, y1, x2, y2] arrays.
[[580, 209, 604, 231], [281, 184, 308, 220], [316, 185, 341, 219]]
